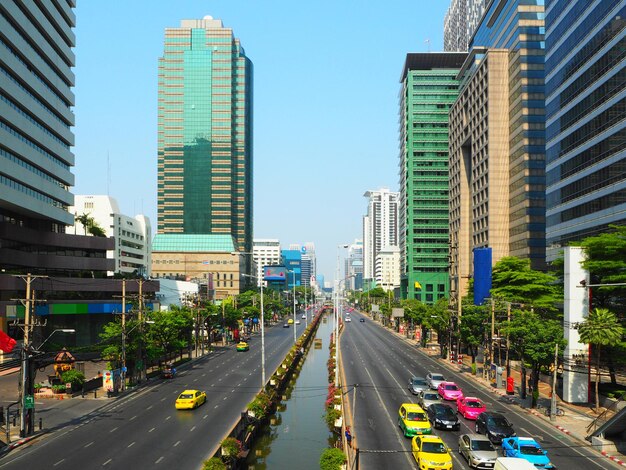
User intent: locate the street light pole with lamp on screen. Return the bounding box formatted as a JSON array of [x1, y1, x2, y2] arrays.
[[292, 271, 297, 344], [334, 244, 349, 387]]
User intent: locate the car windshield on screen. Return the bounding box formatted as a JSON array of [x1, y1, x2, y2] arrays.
[[431, 374, 444, 381], [466, 400, 483, 408], [413, 379, 427, 386], [520, 445, 544, 455], [422, 442, 447, 453], [472, 440, 495, 451], [437, 407, 455, 418], [424, 393, 439, 400], [488, 416, 511, 427], [179, 393, 193, 399], [444, 384, 459, 391], [408, 412, 427, 421]]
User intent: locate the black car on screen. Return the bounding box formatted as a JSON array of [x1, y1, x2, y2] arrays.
[[359, 318, 365, 322], [474, 412, 515, 444], [426, 403, 460, 431]]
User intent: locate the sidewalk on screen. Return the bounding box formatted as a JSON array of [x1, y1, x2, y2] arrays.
[[371, 315, 626, 468]]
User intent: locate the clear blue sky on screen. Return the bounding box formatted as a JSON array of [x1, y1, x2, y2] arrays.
[[73, 0, 450, 280]]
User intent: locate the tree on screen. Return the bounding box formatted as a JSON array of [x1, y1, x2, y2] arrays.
[[75, 212, 91, 235], [458, 303, 488, 365], [577, 308, 624, 411]]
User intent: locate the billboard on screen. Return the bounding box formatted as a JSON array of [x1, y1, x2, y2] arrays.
[[473, 247, 492, 306], [264, 266, 287, 281]]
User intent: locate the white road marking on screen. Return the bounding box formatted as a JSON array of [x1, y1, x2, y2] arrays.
[[165, 416, 171, 421], [147, 405, 153, 410], [102, 459, 112, 466], [84, 441, 94, 448], [130, 415, 137, 421], [128, 442, 135, 448], [53, 459, 65, 466], [149, 427, 155, 433], [190, 426, 196, 432], [109, 427, 118, 433], [155, 457, 164, 464], [174, 441, 181, 447]]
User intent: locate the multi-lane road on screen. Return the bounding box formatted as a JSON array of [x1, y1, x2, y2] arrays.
[[0, 319, 308, 470], [340, 310, 619, 470]]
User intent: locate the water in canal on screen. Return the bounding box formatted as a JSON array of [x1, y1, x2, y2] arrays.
[[244, 313, 335, 469]]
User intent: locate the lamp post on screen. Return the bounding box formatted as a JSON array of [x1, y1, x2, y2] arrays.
[[334, 244, 349, 387], [241, 272, 266, 387], [292, 271, 297, 344]]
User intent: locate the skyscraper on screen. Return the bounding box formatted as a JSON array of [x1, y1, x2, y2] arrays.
[[544, 1, 626, 260], [363, 188, 399, 288], [444, 0, 487, 52], [157, 16, 253, 256], [399, 53, 466, 303]]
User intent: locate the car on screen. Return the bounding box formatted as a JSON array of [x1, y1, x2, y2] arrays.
[[457, 396, 487, 420], [493, 457, 537, 470], [438, 381, 463, 401], [411, 435, 453, 470], [398, 403, 431, 437], [295, 320, 301, 325], [301, 314, 306, 319], [345, 317, 352, 322], [161, 364, 176, 379], [426, 371, 446, 390], [287, 318, 294, 324], [175, 389, 207, 410], [359, 318, 365, 322], [408, 376, 429, 395], [236, 341, 249, 351], [475, 412, 516, 444], [426, 403, 460, 430], [283, 323, 290, 328], [459, 433, 498, 469], [417, 390, 441, 409], [501, 437, 554, 469]]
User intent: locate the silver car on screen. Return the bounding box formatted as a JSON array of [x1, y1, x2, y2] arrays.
[[458, 433, 497, 469], [408, 376, 429, 394], [417, 390, 441, 409], [426, 371, 446, 390]]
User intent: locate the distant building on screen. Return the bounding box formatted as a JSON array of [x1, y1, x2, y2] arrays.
[[70, 195, 152, 277], [444, 0, 487, 52], [281, 250, 302, 287], [345, 240, 364, 291], [376, 246, 401, 292], [363, 188, 399, 286], [544, 0, 626, 260], [253, 239, 281, 286]]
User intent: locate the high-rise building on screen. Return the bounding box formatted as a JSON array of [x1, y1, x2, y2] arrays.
[[544, 1, 626, 260], [288, 242, 317, 287], [376, 246, 401, 292], [70, 195, 152, 277], [253, 239, 281, 286], [156, 16, 253, 257], [444, 0, 487, 52], [449, 0, 546, 301], [399, 53, 466, 303], [345, 240, 364, 291], [363, 188, 399, 285]]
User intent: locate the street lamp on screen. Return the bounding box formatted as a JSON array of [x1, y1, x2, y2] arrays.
[[241, 272, 266, 387], [292, 271, 297, 344], [334, 244, 349, 387]]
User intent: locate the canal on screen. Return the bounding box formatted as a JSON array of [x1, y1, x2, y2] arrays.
[[244, 312, 335, 469]]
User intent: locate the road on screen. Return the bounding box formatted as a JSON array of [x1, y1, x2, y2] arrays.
[[0, 318, 308, 470], [340, 310, 619, 470]]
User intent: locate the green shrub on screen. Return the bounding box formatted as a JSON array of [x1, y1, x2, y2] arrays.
[[324, 407, 341, 428], [221, 437, 242, 459], [61, 369, 86, 387], [471, 363, 477, 375], [202, 457, 227, 470], [319, 448, 347, 470]]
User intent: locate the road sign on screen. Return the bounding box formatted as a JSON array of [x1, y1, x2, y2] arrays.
[[24, 395, 34, 409]]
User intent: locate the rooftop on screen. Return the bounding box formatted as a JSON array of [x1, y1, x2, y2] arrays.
[[152, 233, 235, 252]]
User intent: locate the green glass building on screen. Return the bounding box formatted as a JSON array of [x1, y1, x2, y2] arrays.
[[157, 17, 253, 255], [399, 53, 466, 303]]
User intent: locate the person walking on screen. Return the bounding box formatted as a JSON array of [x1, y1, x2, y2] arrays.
[[345, 426, 352, 448]]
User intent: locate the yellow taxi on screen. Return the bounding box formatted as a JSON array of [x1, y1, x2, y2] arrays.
[[287, 318, 294, 324], [398, 403, 431, 437], [236, 341, 249, 351], [175, 389, 207, 410], [411, 435, 453, 470]]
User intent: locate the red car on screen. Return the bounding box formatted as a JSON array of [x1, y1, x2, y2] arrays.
[[437, 381, 463, 401], [456, 396, 486, 419]]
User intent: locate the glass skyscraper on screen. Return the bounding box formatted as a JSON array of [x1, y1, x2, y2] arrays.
[[399, 53, 466, 303], [544, 0, 626, 260], [157, 17, 253, 254]]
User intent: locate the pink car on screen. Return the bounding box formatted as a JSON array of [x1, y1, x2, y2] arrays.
[[456, 396, 486, 419], [437, 381, 463, 401]]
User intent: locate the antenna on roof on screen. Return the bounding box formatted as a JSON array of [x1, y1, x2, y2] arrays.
[[425, 39, 431, 53]]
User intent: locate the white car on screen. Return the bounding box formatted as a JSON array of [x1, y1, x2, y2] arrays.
[[426, 372, 446, 390], [345, 317, 352, 322], [301, 314, 306, 319], [295, 320, 301, 325]]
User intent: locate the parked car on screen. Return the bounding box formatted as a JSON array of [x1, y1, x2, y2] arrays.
[[458, 433, 498, 469], [398, 403, 431, 437], [175, 389, 207, 410], [426, 403, 460, 431], [426, 371, 446, 390], [457, 396, 487, 420], [408, 376, 429, 395], [411, 435, 453, 470], [438, 381, 463, 401], [417, 390, 441, 409], [501, 437, 554, 469], [475, 412, 516, 444]]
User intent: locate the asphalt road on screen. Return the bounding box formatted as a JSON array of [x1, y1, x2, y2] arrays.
[[340, 311, 620, 470], [0, 318, 308, 470]]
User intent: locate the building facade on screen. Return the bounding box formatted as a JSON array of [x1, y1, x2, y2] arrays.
[[376, 246, 401, 292], [71, 195, 152, 277], [157, 17, 253, 258], [444, 0, 487, 52], [363, 188, 399, 285], [345, 240, 364, 291], [544, 0, 626, 260], [399, 53, 466, 303], [253, 239, 281, 287]]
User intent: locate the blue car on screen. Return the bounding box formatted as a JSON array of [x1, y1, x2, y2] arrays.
[[501, 437, 554, 469]]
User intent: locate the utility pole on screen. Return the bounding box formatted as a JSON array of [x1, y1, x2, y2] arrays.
[[551, 342, 558, 422], [121, 279, 126, 391], [505, 302, 511, 377], [490, 298, 495, 376]]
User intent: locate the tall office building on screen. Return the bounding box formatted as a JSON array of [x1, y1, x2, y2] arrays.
[[544, 1, 626, 260], [156, 17, 253, 257], [444, 0, 487, 52], [399, 53, 466, 303], [449, 0, 546, 301], [253, 239, 281, 286], [345, 240, 364, 291], [363, 188, 399, 287], [288, 242, 317, 287]]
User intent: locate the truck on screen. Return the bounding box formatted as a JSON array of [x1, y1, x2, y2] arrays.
[[494, 457, 538, 470]]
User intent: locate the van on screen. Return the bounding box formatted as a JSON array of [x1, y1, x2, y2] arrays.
[[494, 457, 537, 470]]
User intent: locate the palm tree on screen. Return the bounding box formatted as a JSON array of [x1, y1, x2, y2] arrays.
[[577, 308, 624, 411]]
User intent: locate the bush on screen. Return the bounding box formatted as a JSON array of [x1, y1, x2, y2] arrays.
[[202, 457, 227, 470], [324, 407, 341, 428], [221, 437, 242, 459], [61, 369, 86, 387], [319, 448, 347, 470], [471, 363, 477, 375]]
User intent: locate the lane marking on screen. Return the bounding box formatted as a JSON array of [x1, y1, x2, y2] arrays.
[[109, 427, 118, 433], [53, 459, 65, 466], [155, 457, 164, 464], [190, 426, 196, 432], [84, 441, 94, 448], [103, 459, 112, 466], [128, 442, 135, 448], [174, 441, 181, 447], [149, 427, 155, 433]]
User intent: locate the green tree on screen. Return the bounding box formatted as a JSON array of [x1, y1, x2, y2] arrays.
[[458, 303, 488, 365], [577, 308, 624, 411], [319, 448, 347, 470], [75, 212, 91, 235]]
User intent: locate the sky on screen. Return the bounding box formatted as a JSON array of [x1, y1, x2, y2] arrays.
[[72, 0, 450, 280]]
